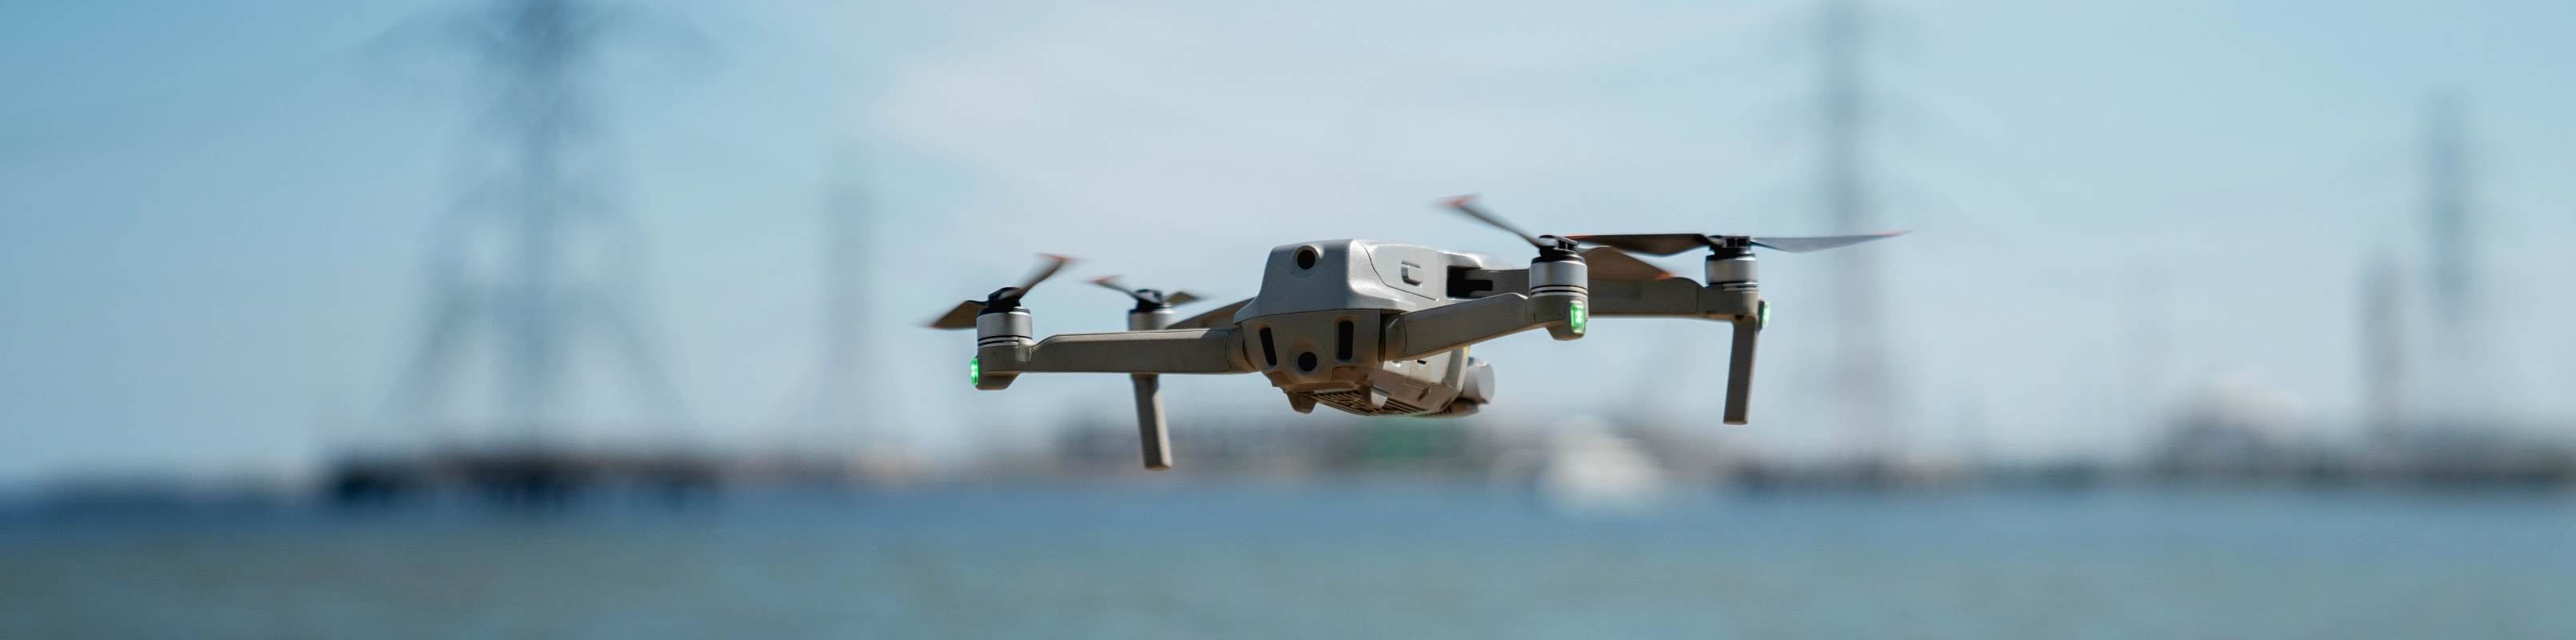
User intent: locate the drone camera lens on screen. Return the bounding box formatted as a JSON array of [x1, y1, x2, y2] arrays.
[[1294, 246, 1319, 270], [1295, 352, 1318, 373]]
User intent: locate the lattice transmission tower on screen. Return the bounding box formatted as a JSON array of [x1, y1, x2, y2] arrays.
[[2418, 94, 2486, 426], [374, 0, 689, 450], [1812, 0, 1902, 462]]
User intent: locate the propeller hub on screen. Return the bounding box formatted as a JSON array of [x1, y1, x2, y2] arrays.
[[1707, 237, 1754, 260], [1533, 236, 1583, 262], [930, 254, 1076, 330], [981, 286, 1028, 314]]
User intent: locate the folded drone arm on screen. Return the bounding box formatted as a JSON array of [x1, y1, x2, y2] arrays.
[[1382, 294, 1578, 362], [1586, 278, 1761, 319], [984, 327, 1257, 375], [1460, 268, 1758, 320]]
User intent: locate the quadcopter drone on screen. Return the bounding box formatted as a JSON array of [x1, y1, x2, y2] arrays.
[[931, 196, 1902, 470]]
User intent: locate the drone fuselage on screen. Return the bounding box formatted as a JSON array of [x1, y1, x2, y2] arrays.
[[1229, 240, 1514, 417], [969, 238, 1765, 419]]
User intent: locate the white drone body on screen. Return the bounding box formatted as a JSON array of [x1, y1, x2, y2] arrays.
[[933, 198, 1898, 470]]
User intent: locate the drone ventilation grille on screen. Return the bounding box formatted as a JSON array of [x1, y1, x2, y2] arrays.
[[1310, 390, 1426, 417]]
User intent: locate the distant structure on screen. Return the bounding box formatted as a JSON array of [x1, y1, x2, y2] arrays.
[[2124, 268, 2172, 448], [2359, 253, 2407, 452], [815, 150, 878, 438], [349, 0, 697, 502], [2418, 94, 2486, 425], [785, 149, 921, 482], [1811, 0, 1901, 462]]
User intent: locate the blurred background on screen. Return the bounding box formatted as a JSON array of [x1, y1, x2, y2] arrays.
[[6, 0, 2576, 637]]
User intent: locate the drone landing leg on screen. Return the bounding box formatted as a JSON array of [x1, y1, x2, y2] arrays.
[[1723, 316, 1759, 425], [1131, 374, 1174, 470]]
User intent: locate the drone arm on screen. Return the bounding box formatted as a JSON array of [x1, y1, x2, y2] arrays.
[[1577, 280, 1766, 425], [1586, 278, 1711, 317], [1582, 277, 1766, 319], [987, 327, 1257, 375], [1382, 294, 1577, 361]]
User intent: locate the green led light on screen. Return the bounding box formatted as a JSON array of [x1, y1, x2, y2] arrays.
[[1758, 301, 1770, 329], [1567, 299, 1588, 335], [969, 358, 982, 386]]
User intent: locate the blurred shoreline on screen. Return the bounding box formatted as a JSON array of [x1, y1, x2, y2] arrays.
[[14, 413, 2572, 520]]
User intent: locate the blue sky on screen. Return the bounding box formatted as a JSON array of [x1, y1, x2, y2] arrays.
[[4, 0, 2574, 484]]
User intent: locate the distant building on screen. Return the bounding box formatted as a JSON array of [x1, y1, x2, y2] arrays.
[[2153, 377, 2306, 478]]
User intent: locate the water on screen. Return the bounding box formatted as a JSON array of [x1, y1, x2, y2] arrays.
[[4, 484, 2573, 639]]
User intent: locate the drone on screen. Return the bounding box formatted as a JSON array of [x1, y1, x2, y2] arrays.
[[931, 196, 1902, 470]]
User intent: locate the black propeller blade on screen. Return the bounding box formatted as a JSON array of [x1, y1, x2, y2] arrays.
[[929, 254, 1076, 329], [1570, 231, 1906, 257], [1561, 233, 1706, 256], [1443, 195, 1551, 250], [1746, 233, 1906, 254], [1579, 246, 1675, 281], [1442, 195, 1581, 257], [1439, 195, 1675, 278], [1089, 276, 1202, 311]]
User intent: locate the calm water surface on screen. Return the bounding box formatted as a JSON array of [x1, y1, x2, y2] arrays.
[[3, 484, 2572, 639]]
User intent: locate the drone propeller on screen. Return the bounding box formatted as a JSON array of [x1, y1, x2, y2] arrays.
[[1442, 195, 1666, 277], [1570, 231, 1906, 256], [1443, 195, 1580, 257], [1442, 195, 1597, 342], [1089, 276, 1203, 311], [1443, 195, 1545, 249], [1579, 246, 1675, 281], [929, 254, 1077, 330]]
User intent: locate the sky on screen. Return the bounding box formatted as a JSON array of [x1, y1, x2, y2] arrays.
[[4, 0, 2574, 485]]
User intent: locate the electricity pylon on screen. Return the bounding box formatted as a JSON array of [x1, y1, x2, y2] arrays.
[[375, 0, 689, 450], [1813, 0, 1902, 465]]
